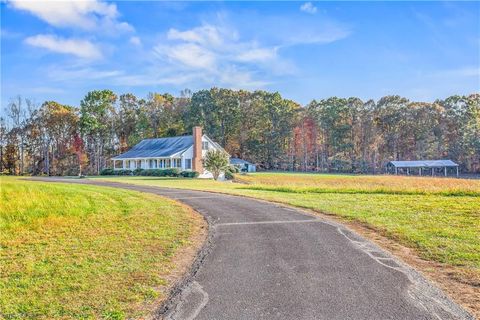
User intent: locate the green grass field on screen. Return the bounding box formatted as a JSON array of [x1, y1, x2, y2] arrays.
[[0, 177, 201, 320], [94, 173, 480, 275]]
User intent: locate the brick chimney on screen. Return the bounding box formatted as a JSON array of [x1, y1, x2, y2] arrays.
[[192, 126, 203, 173]]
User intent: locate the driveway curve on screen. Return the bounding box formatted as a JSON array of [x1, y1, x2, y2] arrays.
[[34, 178, 472, 320]]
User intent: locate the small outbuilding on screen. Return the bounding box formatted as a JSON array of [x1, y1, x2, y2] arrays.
[[386, 160, 459, 177], [230, 158, 256, 172]]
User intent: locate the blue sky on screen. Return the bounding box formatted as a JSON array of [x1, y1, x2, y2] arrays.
[[1, 1, 479, 109]]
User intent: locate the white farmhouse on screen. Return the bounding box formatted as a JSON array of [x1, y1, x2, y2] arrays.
[[112, 127, 228, 178]]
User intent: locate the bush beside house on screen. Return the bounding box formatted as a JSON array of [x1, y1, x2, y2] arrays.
[[203, 150, 230, 181], [100, 168, 199, 178]]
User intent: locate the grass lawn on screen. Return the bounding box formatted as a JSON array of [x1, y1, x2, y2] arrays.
[[0, 177, 202, 320], [93, 173, 480, 274]]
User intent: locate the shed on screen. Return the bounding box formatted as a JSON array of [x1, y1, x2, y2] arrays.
[[386, 160, 459, 177], [230, 158, 256, 172]]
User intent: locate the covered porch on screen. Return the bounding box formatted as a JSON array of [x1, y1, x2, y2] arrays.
[[113, 158, 183, 170]]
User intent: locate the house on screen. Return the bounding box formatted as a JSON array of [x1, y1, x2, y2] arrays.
[[111, 127, 228, 178], [386, 160, 459, 177], [230, 158, 256, 172]]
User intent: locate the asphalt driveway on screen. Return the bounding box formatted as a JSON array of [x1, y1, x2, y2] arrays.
[[34, 178, 472, 320]]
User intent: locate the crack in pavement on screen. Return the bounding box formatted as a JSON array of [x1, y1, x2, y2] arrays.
[[164, 281, 209, 320]]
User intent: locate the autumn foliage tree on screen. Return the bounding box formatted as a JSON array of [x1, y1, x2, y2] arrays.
[[1, 90, 478, 176], [72, 133, 87, 176]]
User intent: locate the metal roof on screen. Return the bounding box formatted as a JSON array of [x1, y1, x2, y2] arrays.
[[230, 158, 254, 165], [112, 136, 193, 159], [387, 160, 458, 168]]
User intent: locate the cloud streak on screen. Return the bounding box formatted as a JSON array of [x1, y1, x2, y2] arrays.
[[25, 34, 102, 59]]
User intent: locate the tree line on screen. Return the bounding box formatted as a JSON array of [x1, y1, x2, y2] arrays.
[[1, 89, 478, 176]]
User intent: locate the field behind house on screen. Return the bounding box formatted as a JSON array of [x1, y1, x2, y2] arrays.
[[95, 173, 480, 277], [0, 177, 203, 320]]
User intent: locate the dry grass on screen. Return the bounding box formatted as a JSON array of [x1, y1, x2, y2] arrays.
[[235, 172, 480, 196], [0, 177, 202, 320]]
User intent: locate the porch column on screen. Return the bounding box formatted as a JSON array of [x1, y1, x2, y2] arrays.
[[419, 168, 422, 176], [122, 160, 125, 169], [456, 167, 459, 177], [113, 160, 116, 170], [444, 167, 447, 176]]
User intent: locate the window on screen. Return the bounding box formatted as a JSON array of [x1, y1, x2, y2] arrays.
[[174, 159, 182, 167], [202, 141, 209, 150], [185, 159, 192, 170]]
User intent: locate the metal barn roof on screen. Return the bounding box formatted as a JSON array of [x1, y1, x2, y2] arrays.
[[387, 160, 458, 168], [112, 136, 193, 159]]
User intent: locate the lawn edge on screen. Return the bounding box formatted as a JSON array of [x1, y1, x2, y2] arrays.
[[23, 178, 210, 320], [149, 201, 209, 320]]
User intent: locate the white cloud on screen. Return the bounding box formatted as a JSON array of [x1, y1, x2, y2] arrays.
[[129, 36, 141, 46], [152, 23, 283, 88], [218, 66, 269, 88], [236, 48, 277, 62], [167, 25, 228, 47], [300, 2, 318, 14], [8, 0, 133, 32], [25, 34, 102, 59], [154, 43, 216, 70]]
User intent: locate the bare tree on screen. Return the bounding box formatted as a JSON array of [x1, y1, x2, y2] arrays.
[[6, 96, 27, 174]]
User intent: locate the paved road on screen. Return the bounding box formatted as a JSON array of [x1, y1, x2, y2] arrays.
[[35, 178, 472, 320]]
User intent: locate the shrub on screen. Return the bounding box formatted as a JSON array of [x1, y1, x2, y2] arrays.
[[147, 169, 162, 176], [226, 165, 238, 174], [100, 168, 115, 175], [204, 150, 229, 180], [163, 168, 180, 177], [133, 168, 144, 176], [130, 168, 181, 177], [224, 171, 234, 180], [223, 165, 237, 180], [180, 171, 199, 178], [114, 169, 132, 176]]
